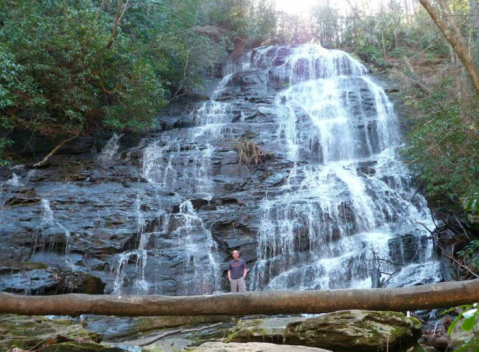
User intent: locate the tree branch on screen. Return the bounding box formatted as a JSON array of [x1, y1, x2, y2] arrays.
[[33, 133, 80, 168], [105, 0, 127, 49], [138, 323, 223, 347], [419, 0, 479, 95]]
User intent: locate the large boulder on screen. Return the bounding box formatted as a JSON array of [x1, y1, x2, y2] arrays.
[[0, 315, 103, 351], [284, 310, 422, 352], [85, 315, 233, 341], [0, 262, 105, 295], [38, 342, 125, 352], [226, 312, 422, 351], [226, 317, 304, 343], [192, 342, 331, 352]]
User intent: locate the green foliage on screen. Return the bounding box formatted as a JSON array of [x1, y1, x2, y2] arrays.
[[0, 0, 279, 164], [0, 0, 168, 140], [464, 194, 479, 215], [203, 0, 276, 46], [0, 137, 12, 166], [457, 240, 479, 272], [0, 0, 246, 164], [443, 304, 479, 351], [310, 4, 342, 46], [401, 93, 479, 203]]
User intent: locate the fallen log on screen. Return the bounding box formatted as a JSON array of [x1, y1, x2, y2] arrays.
[[1, 279, 479, 317]]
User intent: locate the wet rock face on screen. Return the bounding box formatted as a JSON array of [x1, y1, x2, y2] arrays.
[[1, 44, 438, 296], [388, 234, 430, 265], [85, 315, 233, 342], [0, 265, 105, 295]]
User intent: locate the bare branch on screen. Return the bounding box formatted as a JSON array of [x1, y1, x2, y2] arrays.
[[33, 133, 80, 168], [138, 323, 223, 347], [420, 0, 479, 95]]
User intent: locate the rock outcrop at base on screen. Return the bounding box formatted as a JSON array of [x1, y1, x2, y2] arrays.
[[227, 311, 422, 352], [0, 314, 131, 352], [193, 342, 332, 352], [285, 311, 422, 352]]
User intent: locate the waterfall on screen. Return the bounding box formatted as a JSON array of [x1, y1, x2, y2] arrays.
[[114, 43, 440, 295], [38, 199, 74, 270], [98, 133, 123, 162], [111, 67, 238, 296], [249, 45, 440, 290]]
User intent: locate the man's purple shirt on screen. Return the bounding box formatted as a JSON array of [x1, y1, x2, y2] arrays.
[[229, 259, 246, 280]]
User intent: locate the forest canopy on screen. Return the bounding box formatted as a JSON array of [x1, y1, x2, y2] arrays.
[[0, 0, 275, 161]]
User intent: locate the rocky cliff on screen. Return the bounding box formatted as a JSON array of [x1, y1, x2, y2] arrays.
[[0, 45, 442, 296]]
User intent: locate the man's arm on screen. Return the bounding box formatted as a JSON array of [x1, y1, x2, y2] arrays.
[[243, 267, 247, 278], [228, 270, 232, 281]]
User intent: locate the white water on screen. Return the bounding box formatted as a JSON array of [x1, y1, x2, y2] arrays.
[[250, 45, 440, 290], [111, 67, 239, 295], [98, 133, 123, 162], [39, 199, 74, 270], [114, 44, 440, 294]]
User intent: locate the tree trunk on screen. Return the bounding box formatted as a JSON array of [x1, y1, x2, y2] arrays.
[[381, 28, 388, 62], [420, 0, 479, 96], [404, 0, 410, 23], [1, 280, 479, 317], [470, 0, 479, 39]]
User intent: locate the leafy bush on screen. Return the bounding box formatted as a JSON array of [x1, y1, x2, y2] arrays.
[[0, 1, 166, 141], [401, 91, 479, 204], [457, 241, 479, 272], [463, 194, 479, 215], [443, 304, 479, 351], [0, 0, 230, 163]]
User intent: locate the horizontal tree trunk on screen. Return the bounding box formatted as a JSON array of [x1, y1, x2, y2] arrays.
[[1, 280, 479, 317]]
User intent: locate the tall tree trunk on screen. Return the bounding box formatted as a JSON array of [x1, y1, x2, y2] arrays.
[[470, 0, 479, 39], [420, 0, 479, 96], [437, 0, 463, 41], [1, 280, 479, 317], [404, 0, 410, 22], [381, 28, 388, 62]]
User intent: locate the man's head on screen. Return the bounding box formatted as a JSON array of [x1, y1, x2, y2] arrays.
[[232, 250, 240, 260]]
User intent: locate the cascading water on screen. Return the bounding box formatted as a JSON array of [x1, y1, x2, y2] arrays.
[[110, 65, 238, 295], [249, 45, 440, 290], [98, 133, 123, 162], [37, 199, 74, 270], [111, 43, 440, 295]]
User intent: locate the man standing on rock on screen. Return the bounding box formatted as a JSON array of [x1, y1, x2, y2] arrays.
[[228, 250, 247, 292]]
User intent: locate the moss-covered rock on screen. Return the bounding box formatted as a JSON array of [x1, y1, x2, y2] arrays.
[[191, 342, 332, 351], [225, 317, 304, 343], [410, 344, 430, 352], [284, 310, 422, 352], [0, 315, 101, 351], [38, 341, 126, 352], [87, 315, 233, 341]]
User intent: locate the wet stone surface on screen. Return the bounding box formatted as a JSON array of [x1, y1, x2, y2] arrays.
[[0, 45, 440, 297]]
